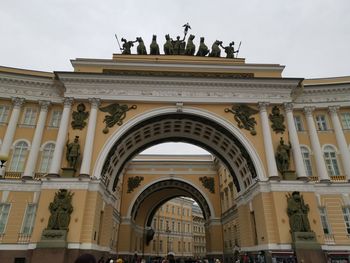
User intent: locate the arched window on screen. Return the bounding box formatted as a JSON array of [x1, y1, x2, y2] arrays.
[[323, 146, 340, 176], [39, 143, 55, 173], [301, 146, 313, 176], [9, 141, 29, 172]]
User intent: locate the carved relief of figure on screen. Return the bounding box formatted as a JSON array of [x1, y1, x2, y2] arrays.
[[209, 40, 223, 57], [196, 37, 209, 56], [225, 105, 259, 135], [163, 34, 174, 55], [185, 34, 196, 55], [275, 137, 291, 173], [286, 191, 311, 232], [99, 103, 137, 133], [136, 37, 147, 55], [269, 106, 286, 134], [66, 136, 80, 169], [71, 103, 89, 130], [150, 35, 160, 55], [47, 189, 74, 230]]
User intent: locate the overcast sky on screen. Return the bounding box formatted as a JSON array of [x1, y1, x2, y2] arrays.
[[1, 0, 349, 155]]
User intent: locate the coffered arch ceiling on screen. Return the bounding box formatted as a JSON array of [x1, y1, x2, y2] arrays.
[[130, 180, 212, 226], [101, 113, 258, 193]]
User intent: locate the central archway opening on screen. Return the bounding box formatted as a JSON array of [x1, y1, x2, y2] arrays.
[[100, 112, 260, 193]]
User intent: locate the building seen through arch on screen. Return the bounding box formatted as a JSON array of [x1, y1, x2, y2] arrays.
[[0, 52, 350, 263]]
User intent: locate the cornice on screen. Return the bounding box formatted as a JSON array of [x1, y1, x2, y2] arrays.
[[56, 73, 300, 103], [0, 72, 64, 103]]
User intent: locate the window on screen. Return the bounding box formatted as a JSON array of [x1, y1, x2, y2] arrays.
[[188, 242, 191, 252], [22, 107, 37, 125], [166, 205, 169, 213], [177, 222, 181, 232], [178, 241, 181, 252], [301, 147, 313, 176], [319, 207, 331, 234], [323, 146, 340, 176], [21, 204, 36, 234], [294, 115, 304, 131], [159, 240, 163, 252], [9, 141, 29, 172], [153, 218, 157, 229], [177, 207, 180, 215], [153, 240, 156, 251], [39, 143, 55, 173], [0, 203, 10, 233], [166, 220, 169, 230], [342, 207, 350, 234], [172, 206, 174, 214], [315, 115, 328, 131], [49, 110, 62, 127], [341, 113, 350, 129], [172, 221, 175, 231], [160, 219, 163, 230], [0, 105, 10, 123]]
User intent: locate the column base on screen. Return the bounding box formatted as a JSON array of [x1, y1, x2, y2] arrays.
[[268, 175, 281, 181], [46, 173, 60, 178], [21, 175, 34, 180], [319, 178, 331, 183], [78, 174, 90, 178], [297, 176, 309, 181]]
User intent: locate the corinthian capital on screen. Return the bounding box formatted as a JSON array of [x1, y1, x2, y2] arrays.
[[283, 102, 294, 113], [39, 101, 51, 112], [89, 98, 101, 108], [12, 97, 25, 108], [303, 106, 315, 117], [63, 97, 74, 107], [258, 102, 269, 112], [328, 105, 340, 115]]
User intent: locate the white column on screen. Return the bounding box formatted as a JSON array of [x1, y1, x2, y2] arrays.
[[48, 98, 73, 176], [284, 103, 307, 179], [23, 101, 50, 179], [304, 107, 330, 181], [328, 106, 350, 181], [0, 97, 25, 156], [80, 98, 100, 177], [258, 102, 279, 179]]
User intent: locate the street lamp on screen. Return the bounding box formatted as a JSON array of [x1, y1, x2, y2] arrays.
[[165, 227, 171, 254]]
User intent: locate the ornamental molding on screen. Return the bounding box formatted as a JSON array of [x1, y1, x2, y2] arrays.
[[57, 73, 299, 103], [0, 73, 64, 103], [295, 84, 350, 104]]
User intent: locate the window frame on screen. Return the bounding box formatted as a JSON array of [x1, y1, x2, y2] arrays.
[[39, 143, 55, 173], [301, 146, 313, 176], [21, 203, 37, 235], [315, 114, 328, 131], [0, 105, 10, 123], [323, 145, 341, 176], [342, 207, 350, 235], [9, 141, 29, 172], [0, 203, 11, 234], [49, 110, 62, 128], [293, 115, 304, 131], [340, 113, 350, 130], [22, 107, 37, 126], [319, 206, 331, 234]]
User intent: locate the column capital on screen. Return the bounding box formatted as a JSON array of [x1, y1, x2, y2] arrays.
[[328, 105, 340, 115], [89, 98, 101, 108], [39, 101, 51, 112], [283, 102, 294, 113], [63, 97, 74, 107], [258, 102, 269, 112], [12, 97, 25, 108], [303, 106, 315, 117]]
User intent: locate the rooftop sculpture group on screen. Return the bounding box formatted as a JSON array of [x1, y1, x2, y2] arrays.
[[115, 23, 241, 58]]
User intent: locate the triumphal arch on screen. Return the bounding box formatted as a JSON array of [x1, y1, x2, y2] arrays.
[[0, 38, 350, 263]]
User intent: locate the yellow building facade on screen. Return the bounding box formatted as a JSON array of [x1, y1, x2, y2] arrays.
[[0, 54, 349, 263]]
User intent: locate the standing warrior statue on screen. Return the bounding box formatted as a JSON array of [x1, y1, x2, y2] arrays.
[[66, 135, 80, 170], [220, 41, 239, 59], [121, 38, 137, 55]]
